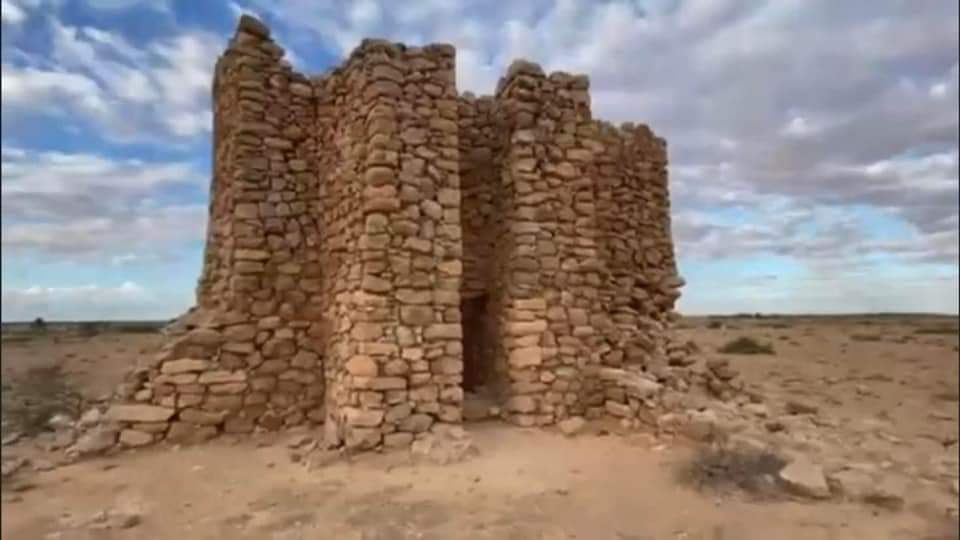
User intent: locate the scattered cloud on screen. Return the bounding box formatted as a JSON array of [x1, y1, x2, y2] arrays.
[[1, 0, 27, 25], [2, 17, 223, 143], [1, 146, 207, 259]]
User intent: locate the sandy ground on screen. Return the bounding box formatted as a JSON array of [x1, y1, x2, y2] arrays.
[[2, 316, 958, 540]]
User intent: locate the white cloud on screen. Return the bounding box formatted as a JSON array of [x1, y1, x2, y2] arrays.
[[1, 147, 207, 258], [1, 0, 26, 25], [2, 146, 201, 201], [780, 116, 818, 138], [2, 19, 223, 142]]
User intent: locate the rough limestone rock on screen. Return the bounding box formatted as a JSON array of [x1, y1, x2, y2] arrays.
[[411, 426, 478, 465], [827, 469, 906, 510], [68, 425, 119, 457], [779, 457, 831, 499], [105, 405, 175, 423], [558, 417, 586, 436]]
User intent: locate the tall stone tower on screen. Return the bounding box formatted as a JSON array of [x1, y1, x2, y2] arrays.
[[100, 15, 689, 452]]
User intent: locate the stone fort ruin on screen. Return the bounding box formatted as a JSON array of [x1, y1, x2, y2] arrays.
[[96, 16, 723, 453]]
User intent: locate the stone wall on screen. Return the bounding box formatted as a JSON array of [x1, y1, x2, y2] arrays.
[[91, 15, 697, 454]]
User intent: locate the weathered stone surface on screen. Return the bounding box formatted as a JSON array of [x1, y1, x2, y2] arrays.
[[119, 429, 154, 447], [68, 426, 118, 456], [105, 405, 175, 423], [779, 457, 831, 499], [179, 408, 227, 426], [410, 428, 478, 465], [161, 359, 210, 374], [558, 417, 586, 436], [166, 422, 218, 444]]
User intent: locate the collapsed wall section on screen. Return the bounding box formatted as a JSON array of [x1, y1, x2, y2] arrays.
[[103, 17, 326, 446], [594, 123, 680, 369]]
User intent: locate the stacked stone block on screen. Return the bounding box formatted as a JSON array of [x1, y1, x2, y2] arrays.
[[97, 14, 694, 453]]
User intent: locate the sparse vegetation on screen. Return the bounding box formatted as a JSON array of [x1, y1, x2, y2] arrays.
[[850, 333, 884, 342], [76, 322, 103, 337], [707, 320, 724, 330], [914, 325, 959, 336], [1, 365, 83, 437], [758, 321, 791, 329], [717, 336, 775, 355], [932, 388, 960, 403], [674, 445, 788, 500]]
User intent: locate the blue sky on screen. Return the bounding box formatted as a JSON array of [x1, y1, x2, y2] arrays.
[[1, 0, 958, 321]]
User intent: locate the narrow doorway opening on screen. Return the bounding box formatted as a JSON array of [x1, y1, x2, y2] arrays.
[[461, 294, 500, 421], [461, 294, 490, 392]]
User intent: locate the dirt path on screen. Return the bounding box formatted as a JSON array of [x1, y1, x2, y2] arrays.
[[2, 425, 943, 540]]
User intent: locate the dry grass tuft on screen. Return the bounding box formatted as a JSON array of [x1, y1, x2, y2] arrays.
[[914, 324, 959, 336], [674, 445, 788, 500], [717, 337, 775, 355], [1, 365, 83, 437], [850, 333, 884, 342]]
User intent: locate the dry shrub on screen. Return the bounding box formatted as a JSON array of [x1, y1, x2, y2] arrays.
[[914, 325, 960, 336], [932, 388, 960, 403], [759, 321, 791, 329], [717, 337, 774, 355], [674, 445, 788, 500], [1, 365, 83, 437], [850, 333, 883, 342]]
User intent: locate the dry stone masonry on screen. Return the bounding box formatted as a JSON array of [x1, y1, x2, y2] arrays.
[[90, 15, 736, 455]]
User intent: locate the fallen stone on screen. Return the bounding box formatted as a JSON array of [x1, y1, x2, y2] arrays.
[[778, 457, 831, 499], [411, 430, 478, 465], [2, 432, 22, 446], [785, 400, 819, 415], [86, 509, 142, 530], [32, 459, 58, 472], [78, 408, 102, 428], [558, 417, 585, 436], [286, 434, 314, 449], [1, 456, 27, 478], [48, 414, 75, 431], [48, 430, 76, 451], [119, 429, 153, 447], [68, 425, 119, 456], [827, 469, 906, 510], [685, 409, 719, 441], [742, 403, 770, 418]]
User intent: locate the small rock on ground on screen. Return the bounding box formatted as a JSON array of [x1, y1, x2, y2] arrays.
[[411, 426, 478, 465], [558, 417, 586, 436], [778, 457, 831, 499], [785, 400, 819, 415]]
